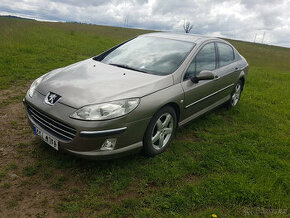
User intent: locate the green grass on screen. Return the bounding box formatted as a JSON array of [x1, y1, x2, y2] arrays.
[[22, 164, 39, 176], [0, 17, 289, 217], [0, 170, 5, 181], [0, 17, 151, 90]]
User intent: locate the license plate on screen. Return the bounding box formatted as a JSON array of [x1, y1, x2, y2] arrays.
[[33, 126, 59, 150]]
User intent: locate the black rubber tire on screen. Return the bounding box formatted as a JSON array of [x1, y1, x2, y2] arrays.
[[225, 79, 243, 109], [143, 106, 177, 157]]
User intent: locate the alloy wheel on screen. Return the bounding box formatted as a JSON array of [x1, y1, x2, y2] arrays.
[[151, 113, 174, 150], [231, 83, 241, 106]]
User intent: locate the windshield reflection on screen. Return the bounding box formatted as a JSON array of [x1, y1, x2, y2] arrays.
[[101, 36, 195, 75]]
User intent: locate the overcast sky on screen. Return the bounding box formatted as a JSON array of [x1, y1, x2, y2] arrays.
[[1, 0, 290, 47]]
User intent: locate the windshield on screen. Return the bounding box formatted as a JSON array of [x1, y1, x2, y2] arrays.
[[100, 36, 195, 75]]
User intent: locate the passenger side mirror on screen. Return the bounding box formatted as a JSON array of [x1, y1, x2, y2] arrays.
[[191, 70, 215, 83]]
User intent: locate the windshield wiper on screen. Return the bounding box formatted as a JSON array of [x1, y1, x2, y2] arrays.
[[108, 63, 149, 74]]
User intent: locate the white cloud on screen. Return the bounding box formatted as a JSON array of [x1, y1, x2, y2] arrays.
[[0, 0, 290, 47]]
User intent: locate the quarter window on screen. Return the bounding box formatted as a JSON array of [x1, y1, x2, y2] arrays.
[[217, 43, 234, 67], [185, 43, 216, 79]]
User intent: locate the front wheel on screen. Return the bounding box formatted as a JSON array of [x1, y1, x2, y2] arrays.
[[143, 106, 177, 156]]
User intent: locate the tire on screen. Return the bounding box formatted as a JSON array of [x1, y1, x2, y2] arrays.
[[226, 80, 243, 108], [143, 106, 177, 157]]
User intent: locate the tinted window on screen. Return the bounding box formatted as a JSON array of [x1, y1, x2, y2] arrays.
[[185, 43, 216, 79], [100, 36, 194, 75], [217, 43, 234, 67]]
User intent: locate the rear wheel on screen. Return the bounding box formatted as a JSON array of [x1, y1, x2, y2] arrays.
[[226, 80, 243, 108], [143, 106, 177, 156]]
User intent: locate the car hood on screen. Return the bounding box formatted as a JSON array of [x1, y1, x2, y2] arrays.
[[37, 59, 173, 108]]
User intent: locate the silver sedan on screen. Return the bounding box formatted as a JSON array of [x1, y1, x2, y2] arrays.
[[24, 32, 248, 159]]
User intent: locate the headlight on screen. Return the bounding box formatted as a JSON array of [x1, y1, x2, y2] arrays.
[[70, 98, 140, 121], [28, 76, 44, 98]]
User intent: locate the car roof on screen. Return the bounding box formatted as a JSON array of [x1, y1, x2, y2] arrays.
[[141, 32, 224, 44]]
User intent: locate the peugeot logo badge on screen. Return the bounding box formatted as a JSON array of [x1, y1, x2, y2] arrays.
[[45, 92, 61, 105]]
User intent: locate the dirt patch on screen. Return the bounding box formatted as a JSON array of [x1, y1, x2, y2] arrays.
[[107, 182, 140, 203], [0, 85, 88, 217], [174, 130, 200, 143], [0, 102, 32, 166], [224, 115, 234, 123], [0, 167, 88, 217], [183, 174, 201, 184], [0, 81, 31, 105]]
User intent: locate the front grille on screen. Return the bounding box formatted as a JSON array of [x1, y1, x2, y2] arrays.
[[26, 104, 76, 141]]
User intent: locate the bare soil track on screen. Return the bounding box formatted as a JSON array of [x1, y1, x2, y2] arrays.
[[0, 84, 86, 217]]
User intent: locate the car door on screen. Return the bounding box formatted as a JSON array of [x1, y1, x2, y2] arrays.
[[213, 42, 239, 100], [181, 42, 224, 119]]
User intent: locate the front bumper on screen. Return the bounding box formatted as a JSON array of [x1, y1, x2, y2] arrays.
[[23, 92, 151, 160], [65, 141, 142, 160]]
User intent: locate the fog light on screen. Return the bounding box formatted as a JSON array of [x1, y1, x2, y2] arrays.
[[101, 138, 117, 151]]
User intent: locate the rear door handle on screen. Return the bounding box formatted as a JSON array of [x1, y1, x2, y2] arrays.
[[214, 75, 220, 80]]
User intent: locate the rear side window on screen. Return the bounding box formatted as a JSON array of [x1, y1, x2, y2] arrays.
[[185, 42, 216, 79], [217, 43, 234, 67]]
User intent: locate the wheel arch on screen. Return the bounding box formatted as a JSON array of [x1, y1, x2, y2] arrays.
[[238, 70, 246, 90], [160, 102, 181, 124]]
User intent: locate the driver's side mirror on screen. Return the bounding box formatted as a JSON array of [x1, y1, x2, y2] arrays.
[[191, 70, 215, 83]]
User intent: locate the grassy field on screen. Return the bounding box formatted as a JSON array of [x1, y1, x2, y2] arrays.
[[0, 17, 289, 217]]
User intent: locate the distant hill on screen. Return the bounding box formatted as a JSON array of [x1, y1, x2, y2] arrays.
[[0, 15, 35, 21]]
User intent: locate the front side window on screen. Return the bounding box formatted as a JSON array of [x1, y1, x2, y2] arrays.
[[100, 36, 195, 75], [185, 42, 216, 79], [217, 43, 234, 67]]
